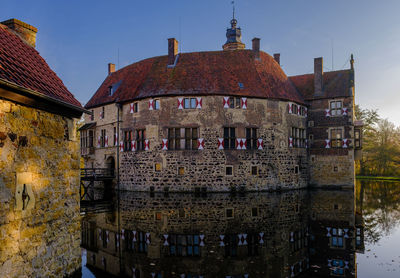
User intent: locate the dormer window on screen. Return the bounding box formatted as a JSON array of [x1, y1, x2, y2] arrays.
[[109, 80, 122, 96]]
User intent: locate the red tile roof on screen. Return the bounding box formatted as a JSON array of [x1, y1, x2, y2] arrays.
[[85, 50, 305, 108], [0, 24, 82, 108], [289, 70, 353, 100]]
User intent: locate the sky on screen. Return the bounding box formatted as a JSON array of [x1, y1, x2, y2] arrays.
[[3, 0, 400, 126]]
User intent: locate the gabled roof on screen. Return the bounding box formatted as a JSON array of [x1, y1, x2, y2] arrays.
[[289, 70, 353, 100], [85, 50, 305, 108], [0, 24, 82, 108]]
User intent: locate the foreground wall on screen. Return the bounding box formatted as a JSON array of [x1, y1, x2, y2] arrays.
[[0, 99, 81, 277]]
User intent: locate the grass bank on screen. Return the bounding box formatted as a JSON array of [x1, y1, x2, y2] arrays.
[[356, 176, 400, 181]]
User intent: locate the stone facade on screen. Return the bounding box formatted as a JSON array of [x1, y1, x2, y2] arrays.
[[0, 99, 81, 277], [117, 95, 308, 192]]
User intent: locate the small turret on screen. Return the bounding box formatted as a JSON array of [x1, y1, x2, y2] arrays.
[[222, 2, 245, 51]]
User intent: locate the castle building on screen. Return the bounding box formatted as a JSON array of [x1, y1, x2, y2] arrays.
[[0, 19, 86, 277], [81, 17, 362, 192]]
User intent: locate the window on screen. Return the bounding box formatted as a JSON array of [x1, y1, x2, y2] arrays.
[[251, 166, 258, 176], [169, 235, 200, 257], [224, 127, 236, 149], [238, 82, 244, 89], [300, 106, 307, 116], [330, 259, 345, 276], [333, 166, 338, 172], [183, 98, 197, 109], [290, 230, 308, 252], [154, 99, 160, 110], [102, 106, 105, 119], [114, 233, 119, 252], [291, 127, 306, 148], [225, 166, 233, 176], [81, 130, 88, 149], [136, 129, 146, 150], [100, 129, 106, 147], [229, 96, 241, 108], [224, 234, 238, 257], [109, 80, 121, 96], [113, 127, 117, 146], [125, 230, 148, 253], [246, 128, 258, 149], [226, 208, 234, 218], [101, 229, 107, 248], [90, 110, 94, 121], [355, 129, 361, 149], [294, 165, 299, 174], [292, 104, 298, 115], [330, 100, 342, 116], [124, 130, 133, 151], [168, 128, 198, 150], [88, 130, 94, 147], [356, 228, 362, 247], [330, 128, 343, 148], [331, 228, 344, 248], [155, 163, 162, 172], [308, 121, 314, 127], [251, 207, 258, 217], [178, 166, 185, 175], [81, 221, 96, 250], [132, 102, 138, 113], [247, 233, 259, 256], [155, 212, 162, 220]]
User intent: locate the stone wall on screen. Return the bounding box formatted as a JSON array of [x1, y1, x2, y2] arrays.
[[0, 99, 81, 277], [307, 96, 355, 187], [118, 95, 308, 192]]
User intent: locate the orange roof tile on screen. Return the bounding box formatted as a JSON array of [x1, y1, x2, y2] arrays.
[[289, 70, 353, 100], [85, 50, 305, 108], [0, 24, 82, 108]]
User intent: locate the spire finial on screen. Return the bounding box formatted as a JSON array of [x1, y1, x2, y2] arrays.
[[232, 1, 235, 20], [230, 1, 237, 28]]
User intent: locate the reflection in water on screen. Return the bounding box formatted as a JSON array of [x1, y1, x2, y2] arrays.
[[81, 189, 362, 277], [356, 180, 400, 244]]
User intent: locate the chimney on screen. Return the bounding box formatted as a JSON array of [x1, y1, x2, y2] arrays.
[[314, 57, 323, 95], [273, 53, 280, 65], [108, 63, 115, 75], [252, 38, 260, 59], [168, 38, 178, 66], [1, 18, 37, 48]]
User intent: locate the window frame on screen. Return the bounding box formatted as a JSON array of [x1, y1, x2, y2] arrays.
[[246, 127, 258, 150], [291, 127, 306, 148], [168, 234, 201, 257], [168, 127, 198, 150], [154, 99, 160, 110], [329, 100, 343, 116], [223, 127, 236, 150], [330, 128, 343, 148], [136, 129, 146, 151], [225, 165, 233, 176]]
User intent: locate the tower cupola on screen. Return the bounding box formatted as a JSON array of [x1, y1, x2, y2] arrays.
[[222, 2, 245, 51]]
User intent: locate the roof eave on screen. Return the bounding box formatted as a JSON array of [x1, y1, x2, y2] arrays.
[[0, 78, 90, 118]]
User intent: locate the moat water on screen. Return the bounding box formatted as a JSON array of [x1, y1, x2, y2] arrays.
[[79, 180, 400, 278]]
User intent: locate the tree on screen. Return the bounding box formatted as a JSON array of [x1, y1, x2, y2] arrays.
[[356, 105, 400, 176]]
